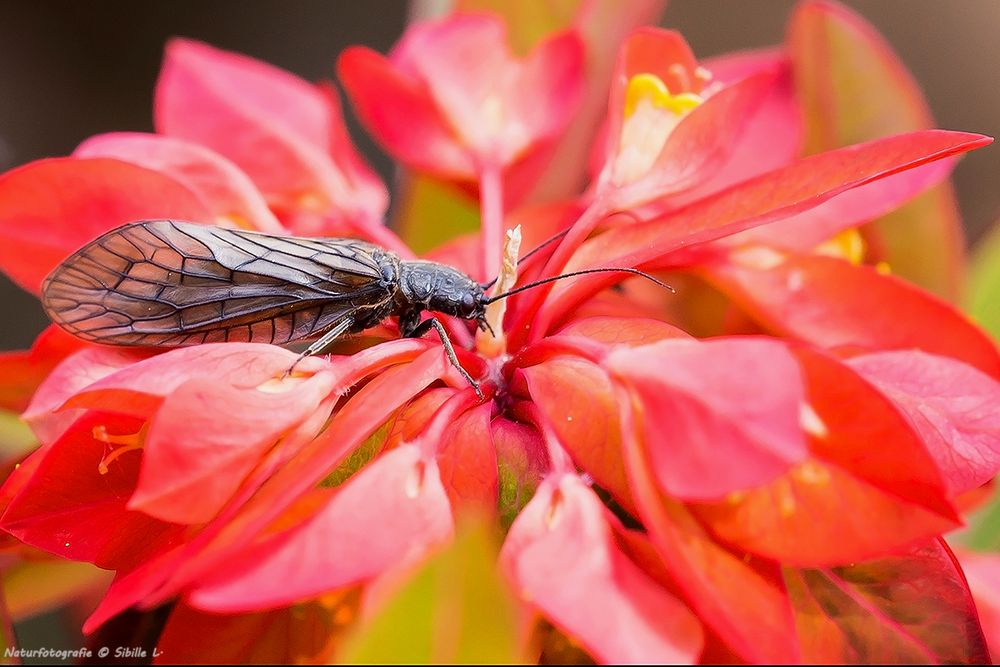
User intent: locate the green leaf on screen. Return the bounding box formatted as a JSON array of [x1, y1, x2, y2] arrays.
[[394, 175, 479, 255], [456, 0, 581, 55], [0, 411, 37, 464], [340, 519, 521, 664], [3, 559, 112, 622], [966, 221, 1000, 342]]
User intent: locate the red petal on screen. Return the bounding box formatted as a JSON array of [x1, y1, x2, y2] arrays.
[[156, 598, 347, 664], [63, 343, 330, 417], [707, 254, 1000, 378], [156, 38, 386, 226], [490, 418, 548, 527], [953, 547, 1000, 661], [436, 403, 498, 514], [500, 474, 703, 663], [0, 412, 181, 570], [608, 337, 808, 499], [128, 368, 340, 524], [337, 46, 475, 179], [187, 445, 453, 612], [621, 427, 799, 663], [0, 157, 210, 293], [668, 51, 801, 208], [785, 539, 989, 663], [788, 0, 966, 299], [384, 388, 454, 451], [0, 326, 88, 414], [694, 347, 959, 565], [393, 14, 582, 168], [637, 72, 776, 203], [724, 155, 958, 251], [23, 345, 146, 445], [510, 31, 585, 145], [533, 130, 990, 336], [522, 357, 634, 514], [849, 351, 1000, 495], [74, 132, 283, 233], [556, 316, 692, 346], [602, 29, 698, 172], [83, 348, 449, 632]]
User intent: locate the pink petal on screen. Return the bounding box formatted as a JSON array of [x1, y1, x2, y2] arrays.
[[666, 51, 802, 208], [603, 29, 699, 168], [611, 70, 776, 207], [621, 427, 800, 663], [74, 132, 284, 233], [727, 156, 958, 250], [23, 345, 146, 445], [187, 445, 454, 612], [83, 347, 449, 632], [849, 351, 1000, 496], [531, 130, 990, 337], [395, 14, 513, 158], [64, 343, 330, 417], [436, 403, 498, 513], [505, 30, 585, 148], [128, 368, 340, 524], [707, 255, 1000, 378], [337, 46, 476, 179], [608, 337, 807, 499], [501, 474, 703, 663], [0, 157, 210, 294], [156, 38, 387, 226]]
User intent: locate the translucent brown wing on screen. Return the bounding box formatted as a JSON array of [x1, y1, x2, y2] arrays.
[[41, 219, 394, 346]]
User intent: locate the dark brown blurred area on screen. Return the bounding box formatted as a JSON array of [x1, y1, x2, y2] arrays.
[[1, 0, 997, 352]]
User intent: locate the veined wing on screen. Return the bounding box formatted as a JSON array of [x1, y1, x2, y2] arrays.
[[41, 219, 393, 346]]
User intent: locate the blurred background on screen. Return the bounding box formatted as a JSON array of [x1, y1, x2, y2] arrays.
[[1, 0, 998, 355]]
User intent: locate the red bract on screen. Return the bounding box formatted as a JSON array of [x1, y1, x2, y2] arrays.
[[338, 13, 583, 191], [156, 38, 389, 239], [338, 12, 584, 278], [0, 3, 998, 664]]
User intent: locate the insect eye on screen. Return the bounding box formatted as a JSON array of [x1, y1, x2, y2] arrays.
[[462, 293, 476, 309]]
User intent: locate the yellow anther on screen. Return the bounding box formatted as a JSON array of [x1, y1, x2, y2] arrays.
[[875, 261, 892, 275], [814, 228, 865, 264], [623, 73, 702, 118]]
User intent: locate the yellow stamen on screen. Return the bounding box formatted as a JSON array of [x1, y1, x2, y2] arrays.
[[624, 73, 702, 118], [94, 424, 147, 475], [814, 228, 865, 264], [614, 73, 703, 186], [875, 261, 892, 275]]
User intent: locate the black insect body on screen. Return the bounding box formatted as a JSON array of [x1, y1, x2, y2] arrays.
[[43, 219, 670, 398]]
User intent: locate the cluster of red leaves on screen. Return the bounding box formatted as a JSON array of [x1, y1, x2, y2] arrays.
[[1, 1, 999, 663]]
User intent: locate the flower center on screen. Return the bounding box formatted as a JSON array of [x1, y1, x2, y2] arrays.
[[611, 73, 702, 186]]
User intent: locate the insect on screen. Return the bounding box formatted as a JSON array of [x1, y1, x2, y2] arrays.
[[42, 219, 669, 398]]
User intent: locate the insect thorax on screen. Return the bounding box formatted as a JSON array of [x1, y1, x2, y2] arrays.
[[397, 260, 485, 321]]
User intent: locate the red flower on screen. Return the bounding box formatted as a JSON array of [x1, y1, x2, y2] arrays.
[[338, 12, 585, 278], [0, 3, 999, 663]]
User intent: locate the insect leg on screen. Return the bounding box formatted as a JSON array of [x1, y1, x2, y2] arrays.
[[282, 316, 354, 378], [407, 317, 483, 400]]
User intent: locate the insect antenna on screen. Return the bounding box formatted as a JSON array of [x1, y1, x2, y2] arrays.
[[479, 228, 570, 291], [478, 210, 646, 290], [483, 267, 674, 304]]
